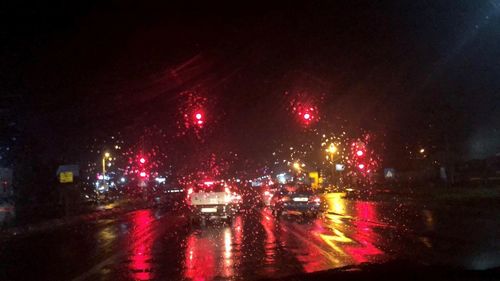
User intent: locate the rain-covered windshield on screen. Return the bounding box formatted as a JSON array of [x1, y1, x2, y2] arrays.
[[1, 1, 500, 281]]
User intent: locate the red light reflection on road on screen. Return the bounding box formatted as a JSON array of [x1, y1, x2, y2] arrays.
[[185, 234, 216, 281], [233, 216, 243, 252], [345, 202, 383, 263], [184, 222, 240, 280], [129, 210, 156, 280], [261, 211, 277, 272]]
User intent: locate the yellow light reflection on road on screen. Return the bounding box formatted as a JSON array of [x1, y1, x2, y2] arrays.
[[422, 209, 435, 231], [319, 233, 348, 256], [325, 192, 348, 216], [98, 226, 116, 242]]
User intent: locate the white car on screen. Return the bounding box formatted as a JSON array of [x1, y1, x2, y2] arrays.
[[186, 181, 236, 224]]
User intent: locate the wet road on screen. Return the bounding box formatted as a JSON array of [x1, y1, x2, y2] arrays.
[[1, 193, 499, 280]]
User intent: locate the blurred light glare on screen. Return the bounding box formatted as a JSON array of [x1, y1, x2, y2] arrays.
[[335, 164, 345, 171], [155, 177, 166, 183], [326, 143, 337, 154]]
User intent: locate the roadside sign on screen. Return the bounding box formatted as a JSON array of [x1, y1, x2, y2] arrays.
[[59, 171, 74, 183], [335, 164, 345, 171], [309, 171, 319, 189], [384, 168, 395, 179]]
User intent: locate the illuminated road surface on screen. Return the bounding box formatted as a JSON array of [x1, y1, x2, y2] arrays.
[[1, 194, 499, 280]]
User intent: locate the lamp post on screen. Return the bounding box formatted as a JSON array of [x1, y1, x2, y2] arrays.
[[325, 143, 338, 187], [293, 162, 301, 172], [102, 152, 111, 177]]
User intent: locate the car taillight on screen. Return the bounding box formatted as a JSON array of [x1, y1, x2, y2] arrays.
[[187, 188, 193, 196]]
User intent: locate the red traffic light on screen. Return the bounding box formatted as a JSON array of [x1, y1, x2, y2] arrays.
[[139, 157, 146, 164], [139, 171, 147, 178], [356, 150, 364, 157], [194, 111, 204, 126], [358, 164, 365, 170], [303, 113, 311, 120]]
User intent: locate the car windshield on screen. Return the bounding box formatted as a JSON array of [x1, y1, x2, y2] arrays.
[[1, 2, 500, 281]]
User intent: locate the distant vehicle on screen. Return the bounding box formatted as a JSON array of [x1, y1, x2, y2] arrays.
[[186, 181, 237, 224], [262, 186, 278, 206], [230, 190, 243, 213], [270, 183, 321, 218], [0, 197, 15, 227], [263, 190, 273, 206]]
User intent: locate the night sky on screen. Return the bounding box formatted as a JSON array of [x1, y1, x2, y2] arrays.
[[2, 1, 499, 172]]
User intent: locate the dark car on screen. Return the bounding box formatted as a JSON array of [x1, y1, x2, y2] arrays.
[[270, 184, 321, 218]]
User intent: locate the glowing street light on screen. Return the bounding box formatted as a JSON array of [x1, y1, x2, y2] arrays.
[[325, 143, 339, 186], [293, 162, 301, 171], [102, 152, 111, 176], [326, 143, 337, 155]]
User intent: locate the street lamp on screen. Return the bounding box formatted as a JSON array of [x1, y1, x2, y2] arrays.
[[102, 152, 111, 177], [325, 143, 337, 159], [293, 162, 301, 171], [325, 143, 339, 187]]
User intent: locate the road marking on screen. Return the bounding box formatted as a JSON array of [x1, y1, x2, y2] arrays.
[[71, 252, 122, 281], [261, 209, 344, 266]]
